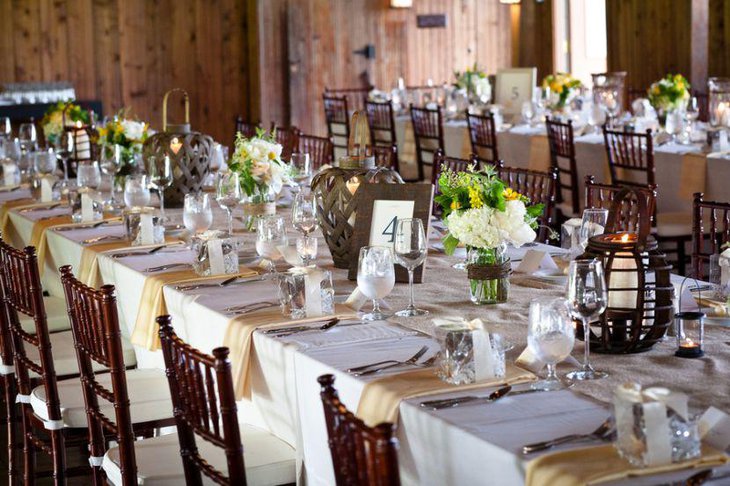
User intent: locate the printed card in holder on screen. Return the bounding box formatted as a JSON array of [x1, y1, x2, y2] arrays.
[[81, 193, 95, 222], [208, 239, 226, 275], [139, 213, 155, 246], [40, 177, 54, 202], [2, 163, 19, 187], [193, 236, 239, 276], [515, 250, 560, 276]]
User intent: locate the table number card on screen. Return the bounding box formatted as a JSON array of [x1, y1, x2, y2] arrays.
[[139, 213, 155, 245], [368, 200, 415, 247], [80, 193, 95, 222], [495, 68, 537, 117]]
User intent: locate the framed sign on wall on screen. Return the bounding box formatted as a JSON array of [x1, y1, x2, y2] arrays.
[[347, 183, 434, 283], [495, 67, 537, 117]]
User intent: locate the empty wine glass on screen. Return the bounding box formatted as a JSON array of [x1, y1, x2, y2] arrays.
[[256, 215, 288, 271], [0, 117, 10, 140], [565, 259, 608, 381], [579, 208, 609, 249], [55, 131, 75, 191], [18, 122, 37, 154], [394, 218, 428, 317], [100, 144, 123, 212], [292, 192, 317, 237], [77, 161, 101, 190], [528, 299, 575, 390], [5, 138, 21, 162], [290, 152, 312, 192], [683, 96, 700, 144], [588, 103, 607, 134], [216, 171, 242, 236], [148, 155, 173, 221], [521, 101, 536, 126], [34, 148, 57, 176], [124, 174, 151, 208], [296, 236, 318, 266], [357, 246, 396, 321], [183, 193, 213, 235]]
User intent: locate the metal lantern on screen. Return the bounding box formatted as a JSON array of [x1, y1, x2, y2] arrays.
[[311, 111, 403, 268], [580, 188, 673, 353], [708, 77, 730, 128], [142, 89, 214, 208], [61, 103, 95, 174]]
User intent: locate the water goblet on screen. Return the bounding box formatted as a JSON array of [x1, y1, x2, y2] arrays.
[[296, 235, 318, 266], [100, 144, 123, 212], [34, 149, 57, 176], [357, 246, 396, 321], [579, 208, 609, 250], [521, 101, 536, 126], [77, 160, 101, 191], [216, 171, 242, 236], [147, 154, 173, 221], [290, 152, 312, 192], [183, 193, 213, 236], [256, 215, 288, 271], [55, 131, 75, 192], [292, 192, 317, 237], [0, 117, 10, 141], [124, 174, 151, 209], [18, 122, 37, 154], [528, 299, 575, 390], [394, 218, 428, 317]]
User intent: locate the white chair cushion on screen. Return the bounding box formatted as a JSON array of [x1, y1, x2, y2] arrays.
[[102, 424, 296, 486], [19, 295, 71, 334], [30, 368, 171, 428], [656, 212, 692, 238]]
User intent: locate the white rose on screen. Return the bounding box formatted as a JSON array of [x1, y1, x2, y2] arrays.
[[121, 120, 145, 141]]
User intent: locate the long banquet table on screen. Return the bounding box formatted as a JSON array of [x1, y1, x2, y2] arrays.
[[2, 188, 730, 485]]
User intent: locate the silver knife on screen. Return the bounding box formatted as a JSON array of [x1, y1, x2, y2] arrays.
[[420, 388, 544, 410]]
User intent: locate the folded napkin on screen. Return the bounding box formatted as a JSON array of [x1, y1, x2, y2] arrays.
[[515, 346, 580, 374], [30, 214, 73, 275], [0, 198, 35, 231], [223, 304, 358, 399], [356, 363, 535, 427], [679, 153, 707, 200], [131, 266, 259, 351], [525, 444, 728, 486], [528, 135, 550, 171]]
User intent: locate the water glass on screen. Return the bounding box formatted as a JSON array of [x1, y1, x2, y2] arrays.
[[521, 101, 536, 126], [292, 192, 317, 236], [216, 171, 242, 236], [256, 215, 288, 269], [296, 236, 318, 266], [290, 153, 312, 191], [34, 149, 57, 176], [77, 161, 101, 190], [528, 299, 575, 390], [394, 218, 428, 317], [100, 144, 123, 211], [183, 193, 213, 236], [357, 246, 396, 321], [124, 174, 151, 208], [0, 117, 10, 140], [579, 208, 609, 249], [18, 123, 37, 153], [147, 155, 173, 220]]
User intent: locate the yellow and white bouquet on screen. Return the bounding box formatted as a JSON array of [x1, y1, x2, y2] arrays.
[[96, 110, 150, 176], [40, 101, 90, 146], [647, 74, 690, 113], [455, 64, 491, 104], [229, 129, 292, 202], [541, 73, 583, 109]]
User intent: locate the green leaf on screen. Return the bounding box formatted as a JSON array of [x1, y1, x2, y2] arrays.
[[526, 203, 545, 219], [443, 233, 460, 256]]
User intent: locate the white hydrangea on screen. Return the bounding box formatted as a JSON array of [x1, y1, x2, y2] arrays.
[[120, 119, 146, 141], [446, 199, 536, 250], [492, 199, 537, 247]]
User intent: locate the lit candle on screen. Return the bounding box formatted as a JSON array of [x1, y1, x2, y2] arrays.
[[608, 233, 639, 309], [346, 176, 360, 195], [715, 102, 729, 127], [170, 136, 183, 155], [73, 121, 91, 160]]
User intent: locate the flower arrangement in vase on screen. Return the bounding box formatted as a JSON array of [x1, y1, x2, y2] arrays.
[[96, 110, 150, 177], [541, 73, 583, 111], [40, 101, 90, 147], [436, 166, 543, 304], [647, 73, 690, 121], [454, 64, 492, 105]]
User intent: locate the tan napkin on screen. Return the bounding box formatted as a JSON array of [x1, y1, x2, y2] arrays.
[[29, 215, 74, 274], [224, 304, 358, 400], [525, 444, 728, 486], [356, 363, 535, 427], [0, 199, 41, 234], [131, 267, 259, 351], [528, 135, 551, 171], [679, 153, 707, 200]]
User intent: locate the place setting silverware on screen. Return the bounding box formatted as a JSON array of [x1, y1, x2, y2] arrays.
[[419, 386, 547, 410], [143, 262, 193, 273], [82, 234, 126, 245], [263, 317, 342, 337], [225, 301, 279, 316], [55, 220, 121, 232], [109, 245, 168, 259], [19, 203, 63, 213], [176, 275, 267, 292], [349, 345, 431, 376], [520, 417, 615, 455], [347, 345, 429, 374]]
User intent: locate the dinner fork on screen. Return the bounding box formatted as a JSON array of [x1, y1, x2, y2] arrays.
[[20, 203, 62, 213], [56, 220, 120, 231], [521, 417, 614, 454], [347, 345, 429, 373], [83, 234, 125, 245], [271, 318, 341, 337], [143, 262, 193, 273], [225, 301, 278, 316], [353, 346, 429, 376]]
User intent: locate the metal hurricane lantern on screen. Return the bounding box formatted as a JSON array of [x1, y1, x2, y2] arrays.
[[311, 110, 403, 268], [580, 188, 673, 353], [61, 102, 95, 174], [142, 89, 214, 208]]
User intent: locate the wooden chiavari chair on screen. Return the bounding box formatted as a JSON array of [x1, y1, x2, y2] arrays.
[[372, 144, 400, 173], [270, 124, 299, 162], [157, 315, 296, 485], [59, 266, 176, 486], [366, 100, 397, 147], [466, 112, 500, 166], [584, 175, 657, 235], [324, 85, 372, 111], [0, 278, 20, 484], [297, 133, 334, 171], [431, 150, 475, 217], [318, 374, 400, 486], [323, 94, 350, 157], [410, 105, 445, 182], [545, 117, 580, 219], [234, 116, 260, 141], [497, 163, 558, 243], [691, 193, 730, 280]]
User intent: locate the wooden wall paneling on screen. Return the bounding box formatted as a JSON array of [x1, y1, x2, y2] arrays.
[[0, 0, 16, 83], [227, 0, 256, 140], [516, 0, 553, 80], [12, 0, 43, 82], [92, 0, 123, 117], [709, 0, 730, 77], [66, 0, 96, 98], [39, 0, 69, 83], [195, 0, 224, 136]]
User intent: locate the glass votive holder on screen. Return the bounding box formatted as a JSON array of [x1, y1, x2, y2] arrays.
[[709, 253, 730, 300], [123, 207, 163, 245], [490, 333, 507, 379], [193, 237, 240, 277], [674, 311, 705, 358], [277, 269, 334, 319], [1, 162, 20, 187], [296, 235, 318, 266], [435, 322, 475, 385], [68, 188, 102, 223]]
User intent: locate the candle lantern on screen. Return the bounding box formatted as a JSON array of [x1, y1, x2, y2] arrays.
[[61, 103, 95, 175], [674, 278, 705, 358], [591, 72, 627, 114], [142, 89, 214, 208], [708, 77, 730, 128], [311, 111, 403, 268], [580, 188, 673, 353]]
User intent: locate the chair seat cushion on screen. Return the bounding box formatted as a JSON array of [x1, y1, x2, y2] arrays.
[[656, 212, 693, 238], [30, 368, 171, 428], [102, 424, 296, 486], [20, 295, 71, 334]]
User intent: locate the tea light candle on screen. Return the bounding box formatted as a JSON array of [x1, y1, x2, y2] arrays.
[[73, 121, 91, 160], [715, 102, 729, 127], [674, 311, 705, 358], [346, 176, 360, 195], [170, 137, 183, 155], [608, 233, 639, 309]]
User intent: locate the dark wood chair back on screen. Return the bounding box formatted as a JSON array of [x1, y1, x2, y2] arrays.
[[298, 133, 334, 171], [432, 150, 474, 217], [497, 163, 558, 243], [372, 144, 400, 173], [270, 124, 299, 162], [545, 117, 580, 217], [691, 193, 730, 280], [466, 112, 499, 165], [59, 266, 137, 484], [410, 105, 444, 182], [158, 315, 245, 486], [324, 86, 372, 111], [584, 175, 657, 235], [234, 116, 260, 142], [323, 94, 350, 155], [365, 101, 397, 147], [603, 127, 655, 188], [318, 374, 400, 486]]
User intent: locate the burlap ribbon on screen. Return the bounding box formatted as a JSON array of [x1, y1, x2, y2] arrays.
[[243, 202, 276, 218], [466, 260, 512, 281]]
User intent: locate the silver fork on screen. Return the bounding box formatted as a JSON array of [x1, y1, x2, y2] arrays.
[[83, 234, 125, 245], [353, 346, 429, 376], [143, 262, 193, 273], [348, 345, 429, 373], [521, 417, 614, 454], [225, 301, 278, 316]]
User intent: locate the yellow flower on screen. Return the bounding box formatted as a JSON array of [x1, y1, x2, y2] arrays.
[[503, 188, 521, 201], [450, 200, 461, 210], [468, 186, 483, 208]]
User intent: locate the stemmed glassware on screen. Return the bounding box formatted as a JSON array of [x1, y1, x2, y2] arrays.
[[290, 153, 312, 193], [393, 218, 428, 317], [588, 103, 607, 134], [77, 161, 101, 191], [18, 123, 37, 154], [100, 144, 122, 212], [683, 96, 700, 144], [216, 171, 242, 236], [256, 215, 288, 271], [579, 208, 609, 250], [183, 193, 213, 236], [357, 246, 396, 321], [292, 192, 318, 265], [565, 259, 609, 381], [33, 148, 57, 176], [0, 117, 11, 141], [521, 101, 536, 126], [147, 155, 173, 221], [528, 299, 575, 390], [124, 174, 151, 208]]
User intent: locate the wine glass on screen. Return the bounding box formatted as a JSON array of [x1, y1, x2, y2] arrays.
[[183, 193, 213, 236], [357, 246, 396, 321], [290, 152, 312, 192], [33, 148, 57, 176], [588, 103, 607, 134], [256, 215, 288, 271], [77, 161, 101, 190], [521, 101, 536, 126], [579, 208, 609, 250], [216, 171, 242, 236], [393, 218, 428, 317], [147, 155, 173, 221], [0, 117, 10, 140], [565, 259, 608, 381], [18, 122, 37, 154], [292, 192, 317, 237], [55, 131, 75, 191], [528, 299, 575, 390], [296, 236, 318, 266], [683, 96, 700, 144], [665, 109, 681, 141], [123, 174, 151, 208], [100, 144, 122, 212]]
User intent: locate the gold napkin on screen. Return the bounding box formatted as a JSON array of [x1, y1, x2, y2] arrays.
[[29, 215, 74, 274], [679, 153, 707, 200], [224, 304, 359, 400], [0, 199, 39, 235], [525, 444, 728, 486], [131, 267, 260, 351], [528, 135, 551, 171], [356, 364, 535, 427]]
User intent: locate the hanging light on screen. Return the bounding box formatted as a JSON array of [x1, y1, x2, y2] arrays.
[[390, 0, 413, 8], [499, 0, 521, 4]]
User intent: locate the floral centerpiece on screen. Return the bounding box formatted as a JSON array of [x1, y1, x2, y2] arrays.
[[40, 101, 90, 146], [229, 129, 292, 226], [436, 166, 543, 304], [96, 110, 150, 177], [647, 73, 690, 115], [541, 73, 583, 110], [454, 64, 491, 104]]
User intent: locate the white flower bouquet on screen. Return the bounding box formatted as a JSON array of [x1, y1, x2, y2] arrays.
[[229, 129, 292, 203], [96, 110, 150, 176]]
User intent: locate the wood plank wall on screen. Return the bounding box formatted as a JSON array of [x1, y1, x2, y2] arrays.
[[258, 0, 515, 136], [0, 0, 255, 146], [709, 0, 730, 77]]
